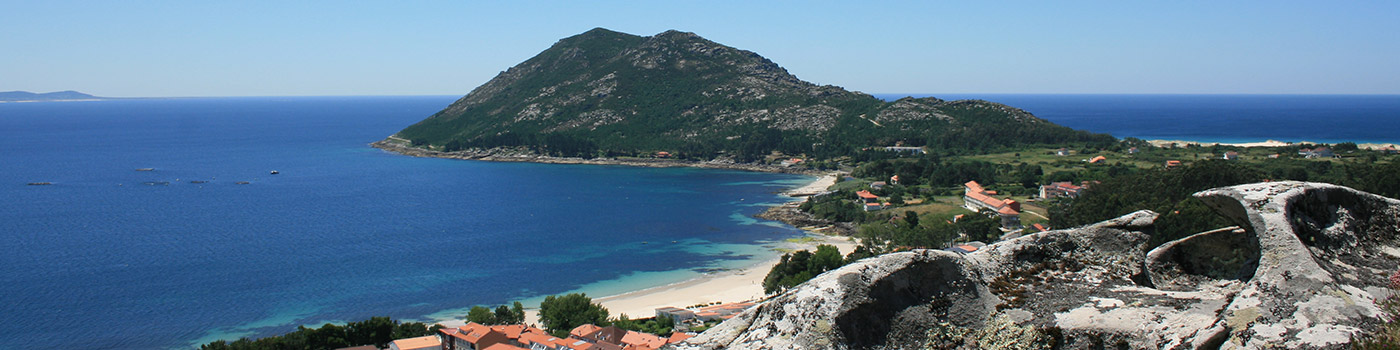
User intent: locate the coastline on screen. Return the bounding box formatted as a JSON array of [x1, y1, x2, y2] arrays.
[[1147, 138, 1399, 150], [370, 138, 825, 175], [430, 171, 848, 329]]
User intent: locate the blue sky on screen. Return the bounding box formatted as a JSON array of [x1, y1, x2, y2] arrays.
[[2, 1, 1397, 97]]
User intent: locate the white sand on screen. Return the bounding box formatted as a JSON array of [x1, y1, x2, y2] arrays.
[[437, 174, 855, 328], [782, 172, 840, 197], [1148, 139, 1399, 150]]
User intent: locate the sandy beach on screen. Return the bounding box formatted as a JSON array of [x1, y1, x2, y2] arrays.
[[436, 173, 850, 329], [1148, 139, 1399, 150]]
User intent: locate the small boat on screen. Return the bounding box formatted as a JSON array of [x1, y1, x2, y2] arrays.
[[235, 181, 251, 185], [190, 180, 209, 184], [136, 168, 155, 171], [26, 182, 52, 186], [142, 181, 170, 186], [270, 170, 279, 175]]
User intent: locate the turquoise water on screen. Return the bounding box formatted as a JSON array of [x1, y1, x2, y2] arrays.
[[0, 97, 811, 349]]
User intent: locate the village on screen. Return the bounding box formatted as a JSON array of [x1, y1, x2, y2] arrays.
[[378, 302, 757, 350]]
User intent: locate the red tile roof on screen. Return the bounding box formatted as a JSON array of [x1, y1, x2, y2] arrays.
[[668, 332, 695, 344], [519, 332, 567, 348], [622, 331, 668, 349], [856, 190, 878, 199], [390, 335, 441, 350], [571, 324, 603, 339], [964, 181, 984, 193], [483, 344, 529, 350], [1089, 155, 1107, 163]]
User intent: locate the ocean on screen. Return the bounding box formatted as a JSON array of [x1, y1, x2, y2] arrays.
[[0, 97, 811, 349], [875, 94, 1400, 145], [3, 94, 1398, 349]]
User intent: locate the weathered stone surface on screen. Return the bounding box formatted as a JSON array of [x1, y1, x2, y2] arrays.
[[674, 182, 1400, 349]]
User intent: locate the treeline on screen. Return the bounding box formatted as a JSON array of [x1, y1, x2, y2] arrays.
[[762, 245, 846, 294], [856, 210, 1002, 252], [466, 302, 525, 326], [199, 317, 441, 350], [199, 291, 688, 350]]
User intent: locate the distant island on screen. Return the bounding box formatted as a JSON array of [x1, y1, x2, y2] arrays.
[[0, 90, 103, 102]]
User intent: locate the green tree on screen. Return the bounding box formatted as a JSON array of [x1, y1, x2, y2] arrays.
[[539, 293, 610, 337], [511, 301, 526, 324], [495, 305, 520, 324], [467, 305, 497, 325], [902, 211, 920, 228], [809, 244, 844, 273]]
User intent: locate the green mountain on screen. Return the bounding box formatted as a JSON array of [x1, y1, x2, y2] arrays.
[[385, 28, 1112, 160], [0, 90, 100, 102]]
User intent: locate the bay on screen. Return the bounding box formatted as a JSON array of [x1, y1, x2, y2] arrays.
[[0, 97, 810, 349]]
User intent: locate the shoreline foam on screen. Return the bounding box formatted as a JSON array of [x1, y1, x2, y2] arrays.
[[428, 172, 847, 329]]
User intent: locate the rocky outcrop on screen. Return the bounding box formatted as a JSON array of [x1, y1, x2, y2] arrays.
[[675, 182, 1399, 349]]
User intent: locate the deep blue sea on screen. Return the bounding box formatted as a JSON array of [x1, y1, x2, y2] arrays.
[[0, 97, 811, 349], [876, 94, 1400, 144], [4, 94, 1399, 349]]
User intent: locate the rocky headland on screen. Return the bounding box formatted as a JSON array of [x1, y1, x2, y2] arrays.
[[674, 181, 1399, 349]]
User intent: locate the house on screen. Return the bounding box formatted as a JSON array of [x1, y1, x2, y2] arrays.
[[1127, 147, 1140, 154], [1032, 223, 1049, 232], [883, 146, 926, 155], [890, 175, 900, 185], [695, 302, 754, 321], [855, 190, 879, 203], [620, 332, 668, 350], [1223, 151, 1239, 160], [1383, 146, 1398, 154], [870, 181, 887, 190], [442, 323, 510, 350], [570, 324, 604, 339], [1165, 160, 1182, 169], [1039, 182, 1084, 199], [655, 307, 696, 322], [1088, 155, 1107, 164], [1268, 153, 1281, 159], [573, 325, 670, 350], [1055, 148, 1071, 156], [389, 335, 441, 350], [963, 181, 1021, 228], [580, 326, 630, 346], [483, 344, 529, 350], [655, 151, 671, 158], [780, 158, 804, 167], [1301, 147, 1334, 159], [518, 332, 570, 350], [667, 332, 694, 345]]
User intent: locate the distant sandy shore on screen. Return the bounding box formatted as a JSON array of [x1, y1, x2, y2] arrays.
[[435, 172, 848, 329], [1147, 139, 1399, 150]]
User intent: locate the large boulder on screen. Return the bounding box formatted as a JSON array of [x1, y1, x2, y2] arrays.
[[675, 182, 1400, 349]]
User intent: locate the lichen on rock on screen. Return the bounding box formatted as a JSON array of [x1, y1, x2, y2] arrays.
[[673, 182, 1400, 349]]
